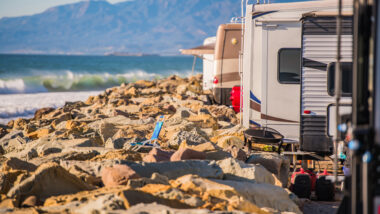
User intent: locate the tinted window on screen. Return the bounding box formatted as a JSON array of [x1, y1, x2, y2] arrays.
[[327, 62, 353, 96], [278, 48, 301, 84]]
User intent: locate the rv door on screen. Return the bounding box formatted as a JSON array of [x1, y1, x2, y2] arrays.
[[262, 21, 301, 140]]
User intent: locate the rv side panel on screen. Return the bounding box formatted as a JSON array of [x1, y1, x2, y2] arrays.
[[300, 16, 353, 153]]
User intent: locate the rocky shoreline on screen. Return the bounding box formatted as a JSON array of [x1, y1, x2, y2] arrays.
[[0, 75, 302, 213]]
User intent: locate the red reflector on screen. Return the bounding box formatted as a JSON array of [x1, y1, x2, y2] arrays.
[[304, 110, 311, 114], [213, 77, 218, 84]]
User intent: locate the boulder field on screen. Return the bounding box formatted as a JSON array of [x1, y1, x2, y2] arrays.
[[0, 75, 300, 213]]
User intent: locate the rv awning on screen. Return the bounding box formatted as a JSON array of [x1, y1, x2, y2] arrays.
[[180, 43, 215, 56]]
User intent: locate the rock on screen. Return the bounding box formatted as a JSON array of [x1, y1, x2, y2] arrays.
[[33, 107, 55, 120], [179, 141, 218, 152], [127, 173, 169, 188], [7, 163, 94, 205], [187, 114, 219, 130], [198, 107, 211, 115], [72, 193, 126, 213], [204, 150, 232, 161], [125, 203, 246, 214], [42, 186, 129, 212], [26, 128, 53, 140], [217, 158, 282, 186], [213, 179, 302, 213], [21, 195, 37, 207], [120, 189, 192, 209], [176, 84, 188, 95], [12, 118, 28, 130], [171, 174, 264, 212], [0, 198, 16, 209], [143, 148, 173, 162], [60, 159, 224, 180], [224, 145, 247, 162], [99, 122, 118, 144], [101, 164, 141, 187], [91, 150, 142, 162], [217, 136, 245, 150], [0, 126, 8, 140], [170, 148, 206, 161], [208, 105, 238, 123], [50, 113, 72, 129], [0, 170, 27, 194], [1, 135, 28, 154], [175, 108, 192, 118], [105, 138, 127, 149], [246, 153, 290, 188], [168, 130, 207, 148], [126, 160, 223, 180], [134, 79, 155, 88], [2, 158, 37, 172]]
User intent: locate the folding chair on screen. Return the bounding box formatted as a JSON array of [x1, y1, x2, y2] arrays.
[[126, 115, 164, 152]]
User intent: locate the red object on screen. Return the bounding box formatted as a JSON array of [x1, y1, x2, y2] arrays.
[[213, 76, 219, 84], [304, 110, 311, 114], [318, 169, 330, 176], [306, 169, 317, 191], [291, 168, 309, 184], [230, 86, 241, 113], [290, 168, 317, 190]]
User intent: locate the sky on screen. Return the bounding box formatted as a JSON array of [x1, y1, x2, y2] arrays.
[[0, 0, 129, 18]]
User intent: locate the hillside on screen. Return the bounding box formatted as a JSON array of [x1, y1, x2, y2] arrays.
[[0, 0, 241, 55]]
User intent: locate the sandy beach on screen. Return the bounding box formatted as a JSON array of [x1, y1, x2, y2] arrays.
[[0, 75, 303, 213]]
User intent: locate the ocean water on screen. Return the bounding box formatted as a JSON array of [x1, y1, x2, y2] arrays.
[[0, 54, 202, 124]]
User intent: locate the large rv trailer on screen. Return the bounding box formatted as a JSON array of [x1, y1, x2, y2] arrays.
[[300, 12, 353, 154], [212, 24, 242, 106], [242, 0, 352, 144], [181, 24, 242, 108]]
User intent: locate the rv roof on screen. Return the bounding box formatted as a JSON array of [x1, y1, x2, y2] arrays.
[[180, 43, 215, 56], [252, 0, 353, 14]]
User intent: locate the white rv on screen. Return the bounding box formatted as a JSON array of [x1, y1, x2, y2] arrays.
[[241, 0, 353, 145]]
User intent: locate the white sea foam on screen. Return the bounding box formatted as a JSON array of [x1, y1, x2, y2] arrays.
[[0, 79, 26, 93], [0, 70, 164, 94], [0, 91, 101, 124]]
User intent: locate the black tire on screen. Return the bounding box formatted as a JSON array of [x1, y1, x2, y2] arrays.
[[316, 176, 335, 201], [292, 174, 311, 198]]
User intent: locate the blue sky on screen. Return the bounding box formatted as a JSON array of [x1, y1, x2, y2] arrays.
[[0, 0, 129, 18]]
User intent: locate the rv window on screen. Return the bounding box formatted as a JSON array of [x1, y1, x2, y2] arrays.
[[278, 48, 301, 84], [327, 62, 353, 96]]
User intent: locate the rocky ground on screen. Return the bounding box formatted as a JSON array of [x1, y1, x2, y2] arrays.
[[0, 75, 303, 213]]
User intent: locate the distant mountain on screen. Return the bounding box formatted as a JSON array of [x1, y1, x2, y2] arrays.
[[0, 0, 241, 55]]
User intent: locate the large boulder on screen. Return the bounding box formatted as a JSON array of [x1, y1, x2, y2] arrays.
[[246, 153, 290, 188], [143, 148, 174, 162], [216, 158, 282, 186], [171, 174, 266, 213], [101, 164, 141, 187], [213, 179, 302, 213], [7, 163, 94, 205]]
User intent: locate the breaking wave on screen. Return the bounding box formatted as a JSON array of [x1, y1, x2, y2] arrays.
[[0, 70, 162, 94]]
